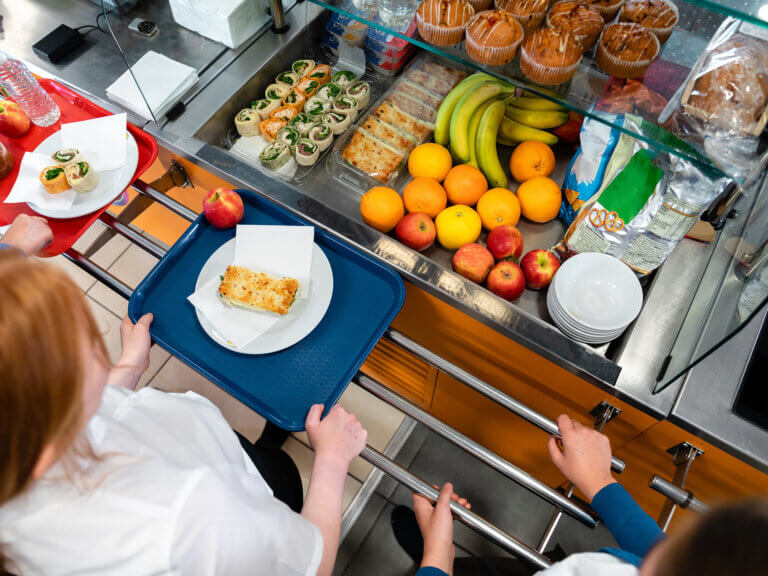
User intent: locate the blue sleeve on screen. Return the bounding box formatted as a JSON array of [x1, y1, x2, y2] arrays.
[[416, 568, 449, 576], [591, 483, 665, 558]]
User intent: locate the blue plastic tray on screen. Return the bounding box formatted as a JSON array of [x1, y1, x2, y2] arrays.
[[128, 190, 405, 430]]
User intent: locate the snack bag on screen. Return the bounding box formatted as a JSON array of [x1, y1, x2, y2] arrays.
[[559, 112, 621, 225], [555, 116, 732, 275]]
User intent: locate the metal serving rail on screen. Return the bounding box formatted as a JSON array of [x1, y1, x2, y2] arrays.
[[60, 181, 637, 569]]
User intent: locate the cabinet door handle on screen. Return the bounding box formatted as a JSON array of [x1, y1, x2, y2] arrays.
[[385, 328, 626, 473]]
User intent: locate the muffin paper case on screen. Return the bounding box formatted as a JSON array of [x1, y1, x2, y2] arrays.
[[520, 29, 583, 85], [495, 0, 547, 31], [588, 0, 625, 21], [596, 23, 660, 78], [546, 1, 604, 50], [416, 0, 476, 46], [620, 0, 679, 43], [465, 10, 524, 65]]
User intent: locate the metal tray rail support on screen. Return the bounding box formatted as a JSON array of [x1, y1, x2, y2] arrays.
[[383, 328, 627, 474], [649, 475, 709, 514], [63, 180, 625, 569], [354, 373, 598, 528]]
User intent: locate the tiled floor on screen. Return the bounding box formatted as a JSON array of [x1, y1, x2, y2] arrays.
[[55, 221, 406, 513]]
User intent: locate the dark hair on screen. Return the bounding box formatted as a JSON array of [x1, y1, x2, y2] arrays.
[[656, 498, 768, 576]]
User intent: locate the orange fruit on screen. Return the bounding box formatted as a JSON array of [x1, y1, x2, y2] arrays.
[[403, 178, 448, 219], [408, 143, 453, 181], [360, 186, 405, 232], [516, 176, 562, 223], [510, 141, 556, 183], [476, 188, 521, 230], [434, 205, 482, 250], [443, 164, 488, 206]]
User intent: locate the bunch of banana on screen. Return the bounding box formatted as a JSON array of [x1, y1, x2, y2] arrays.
[[497, 92, 569, 147]]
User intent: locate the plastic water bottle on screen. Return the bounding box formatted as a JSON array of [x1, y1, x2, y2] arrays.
[[0, 54, 60, 127], [379, 0, 415, 26]]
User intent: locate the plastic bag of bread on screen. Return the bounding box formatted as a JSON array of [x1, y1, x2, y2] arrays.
[[555, 114, 732, 276], [660, 18, 768, 182]]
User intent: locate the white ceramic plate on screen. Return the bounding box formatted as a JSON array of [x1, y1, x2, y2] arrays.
[[29, 130, 139, 219], [194, 238, 334, 355], [548, 289, 624, 344], [548, 284, 627, 336], [552, 253, 642, 331]]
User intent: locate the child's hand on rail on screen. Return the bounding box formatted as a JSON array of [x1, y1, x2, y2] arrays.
[[548, 414, 617, 502], [414, 483, 470, 576]]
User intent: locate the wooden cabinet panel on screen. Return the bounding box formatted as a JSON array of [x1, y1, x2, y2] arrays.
[[361, 338, 438, 409], [614, 420, 768, 532]]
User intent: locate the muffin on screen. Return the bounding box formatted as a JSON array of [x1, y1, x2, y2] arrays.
[[620, 0, 679, 43], [466, 10, 525, 64], [596, 23, 660, 78], [546, 0, 604, 50], [416, 0, 476, 46], [495, 0, 548, 31], [520, 28, 583, 85], [586, 0, 624, 21], [466, 0, 493, 10]]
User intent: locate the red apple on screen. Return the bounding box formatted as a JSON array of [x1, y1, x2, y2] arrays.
[[486, 225, 523, 262], [452, 243, 494, 284], [520, 249, 560, 290], [396, 212, 436, 251], [0, 100, 30, 138], [551, 111, 583, 144], [486, 261, 525, 301], [203, 188, 244, 229]]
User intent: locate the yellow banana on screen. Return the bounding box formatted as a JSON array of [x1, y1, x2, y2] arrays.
[[469, 96, 503, 168], [497, 135, 520, 147], [450, 81, 516, 162], [477, 100, 508, 189], [510, 96, 567, 112], [499, 117, 559, 146], [505, 106, 569, 129], [434, 73, 497, 146]]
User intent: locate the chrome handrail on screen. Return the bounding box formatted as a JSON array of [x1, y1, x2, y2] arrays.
[[650, 475, 709, 514], [354, 373, 598, 528], [384, 328, 626, 474], [361, 445, 552, 570]]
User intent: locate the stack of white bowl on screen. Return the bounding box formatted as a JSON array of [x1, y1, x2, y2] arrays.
[[547, 253, 643, 345]]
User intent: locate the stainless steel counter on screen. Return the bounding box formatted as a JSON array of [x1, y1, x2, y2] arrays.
[[4, 0, 768, 469]]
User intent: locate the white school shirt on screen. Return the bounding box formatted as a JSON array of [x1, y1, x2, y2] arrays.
[[0, 385, 323, 576], [536, 553, 639, 576]]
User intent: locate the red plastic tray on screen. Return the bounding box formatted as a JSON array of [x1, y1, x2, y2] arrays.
[[0, 79, 158, 256]]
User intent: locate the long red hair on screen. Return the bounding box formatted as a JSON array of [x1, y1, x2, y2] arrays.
[[0, 250, 107, 573]]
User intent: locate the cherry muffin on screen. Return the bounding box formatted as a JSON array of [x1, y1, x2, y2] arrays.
[[416, 0, 476, 46], [495, 0, 548, 31], [520, 28, 583, 85], [466, 9, 525, 65], [596, 22, 660, 78], [546, 0, 604, 50], [620, 0, 679, 43]]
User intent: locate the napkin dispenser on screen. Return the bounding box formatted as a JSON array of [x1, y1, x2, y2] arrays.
[[168, 0, 295, 49]]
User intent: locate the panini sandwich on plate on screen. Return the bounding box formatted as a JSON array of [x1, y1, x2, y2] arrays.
[[218, 265, 299, 316]]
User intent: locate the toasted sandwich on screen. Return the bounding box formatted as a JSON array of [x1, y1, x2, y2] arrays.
[[218, 265, 299, 316]]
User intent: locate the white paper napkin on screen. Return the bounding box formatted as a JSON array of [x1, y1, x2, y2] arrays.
[[234, 225, 314, 299], [61, 114, 127, 171], [5, 153, 76, 210], [188, 276, 281, 349], [106, 51, 199, 121], [188, 225, 315, 349]]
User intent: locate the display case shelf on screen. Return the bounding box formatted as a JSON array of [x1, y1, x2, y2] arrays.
[[308, 0, 767, 184]]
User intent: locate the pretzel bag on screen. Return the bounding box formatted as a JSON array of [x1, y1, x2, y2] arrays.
[[555, 116, 731, 275]]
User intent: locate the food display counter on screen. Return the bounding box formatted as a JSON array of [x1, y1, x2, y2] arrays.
[[2, 0, 768, 550]]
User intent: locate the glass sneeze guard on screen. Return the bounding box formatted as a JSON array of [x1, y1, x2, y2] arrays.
[[308, 0, 768, 185]]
